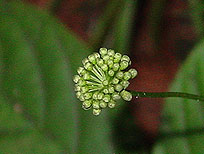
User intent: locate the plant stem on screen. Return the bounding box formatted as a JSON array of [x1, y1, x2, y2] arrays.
[[129, 91, 204, 102]]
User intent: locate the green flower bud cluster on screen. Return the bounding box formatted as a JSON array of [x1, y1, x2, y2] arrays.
[[73, 48, 138, 116]]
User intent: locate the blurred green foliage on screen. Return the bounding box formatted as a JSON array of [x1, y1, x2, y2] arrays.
[[153, 40, 204, 154], [1, 0, 204, 154]]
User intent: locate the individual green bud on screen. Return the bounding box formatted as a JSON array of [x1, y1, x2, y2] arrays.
[[112, 92, 121, 100], [97, 58, 104, 66], [113, 63, 119, 71], [128, 68, 138, 79], [74, 85, 81, 91], [88, 54, 96, 64], [82, 100, 92, 110], [93, 101, 100, 109], [123, 72, 132, 80], [114, 52, 122, 63], [129, 60, 131, 65], [98, 93, 104, 100], [83, 73, 90, 80], [81, 86, 89, 93], [78, 80, 86, 86], [76, 91, 81, 99], [94, 52, 100, 59], [103, 55, 109, 62], [82, 58, 89, 66], [103, 95, 111, 102], [115, 84, 123, 92], [120, 90, 132, 101], [120, 61, 129, 70], [101, 64, 108, 71], [100, 101, 107, 108], [103, 80, 109, 86], [84, 93, 92, 99], [79, 94, 85, 101], [103, 88, 109, 94], [121, 55, 130, 62], [92, 92, 98, 100], [116, 71, 124, 79], [121, 80, 130, 89], [107, 59, 114, 68], [108, 100, 116, 108], [73, 75, 80, 83], [77, 67, 86, 75], [108, 70, 114, 76], [93, 109, 101, 116], [99, 48, 108, 57], [84, 62, 93, 71], [107, 49, 115, 57], [108, 86, 115, 93], [112, 77, 119, 84]]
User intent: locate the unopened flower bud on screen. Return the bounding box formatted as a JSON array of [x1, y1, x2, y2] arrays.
[[107, 59, 114, 68], [112, 92, 121, 100], [93, 109, 101, 116], [98, 93, 104, 100], [128, 69, 138, 79], [103, 95, 111, 102], [84, 93, 92, 99], [121, 80, 130, 89], [115, 84, 123, 92], [123, 72, 132, 80], [114, 53, 122, 63], [84, 62, 93, 71], [82, 100, 92, 110], [97, 58, 104, 66], [92, 92, 98, 100], [113, 63, 119, 71], [116, 71, 124, 79], [121, 55, 130, 62], [93, 101, 100, 109], [120, 61, 129, 70], [101, 64, 108, 71], [88, 54, 96, 64], [112, 77, 119, 84], [108, 49, 115, 57], [108, 100, 116, 108], [82, 58, 89, 66], [108, 70, 114, 76], [73, 75, 80, 83], [120, 90, 132, 101], [99, 48, 108, 57], [108, 86, 115, 93], [100, 101, 107, 108]]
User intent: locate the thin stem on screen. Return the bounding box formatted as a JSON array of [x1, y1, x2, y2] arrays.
[[129, 91, 204, 102]]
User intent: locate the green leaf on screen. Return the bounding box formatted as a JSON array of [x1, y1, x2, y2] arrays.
[[153, 39, 204, 153], [0, 94, 62, 154], [0, 1, 115, 153], [90, 0, 124, 50], [113, 0, 137, 54]]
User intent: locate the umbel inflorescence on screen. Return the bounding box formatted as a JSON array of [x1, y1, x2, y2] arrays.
[[73, 48, 137, 116]]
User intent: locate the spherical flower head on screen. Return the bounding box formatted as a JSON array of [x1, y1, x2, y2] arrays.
[[73, 48, 137, 116]]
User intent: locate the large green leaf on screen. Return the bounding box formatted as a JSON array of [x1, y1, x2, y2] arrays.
[[113, 0, 137, 54], [153, 40, 204, 153], [0, 1, 114, 153]]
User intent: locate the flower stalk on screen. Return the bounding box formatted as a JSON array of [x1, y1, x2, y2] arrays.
[[129, 91, 204, 102]]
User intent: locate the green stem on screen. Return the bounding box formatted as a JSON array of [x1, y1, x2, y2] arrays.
[[129, 91, 204, 102]]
